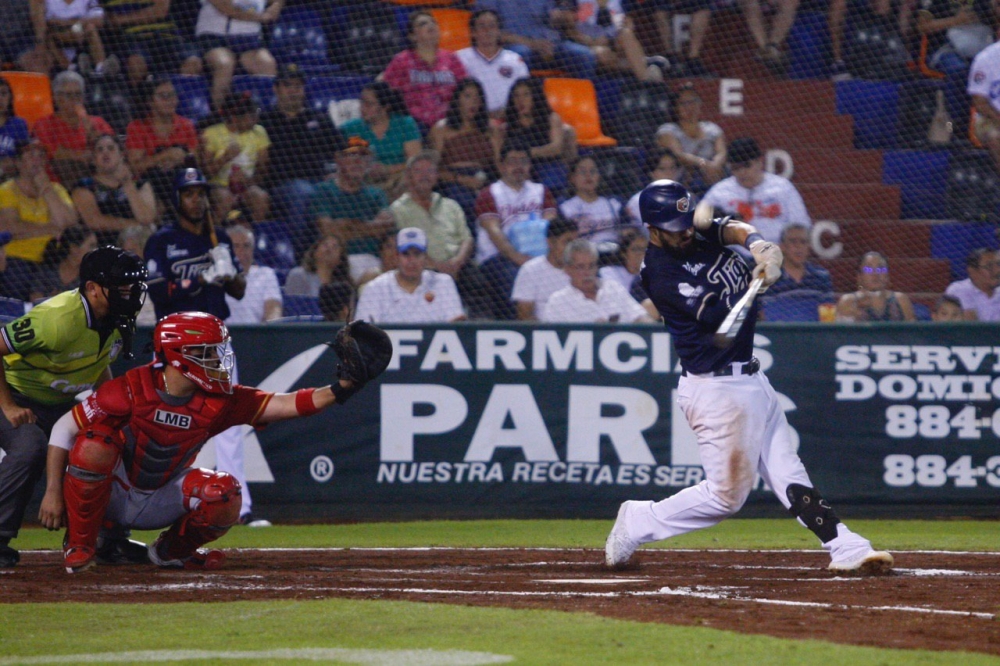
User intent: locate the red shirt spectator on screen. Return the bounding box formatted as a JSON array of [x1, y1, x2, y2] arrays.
[[33, 71, 114, 184], [125, 115, 198, 159]]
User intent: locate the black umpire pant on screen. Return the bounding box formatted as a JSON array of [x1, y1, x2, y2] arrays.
[[0, 392, 74, 540]]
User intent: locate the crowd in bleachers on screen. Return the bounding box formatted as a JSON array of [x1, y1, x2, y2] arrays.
[[0, 0, 999, 325]]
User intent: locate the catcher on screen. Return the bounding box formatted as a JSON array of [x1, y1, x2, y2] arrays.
[[38, 312, 392, 573]]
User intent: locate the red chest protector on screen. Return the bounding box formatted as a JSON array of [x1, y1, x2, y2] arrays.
[[121, 365, 231, 490]]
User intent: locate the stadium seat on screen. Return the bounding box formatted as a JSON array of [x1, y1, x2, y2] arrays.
[[1, 72, 53, 129], [329, 3, 403, 75], [608, 80, 671, 149], [913, 34, 946, 80], [543, 78, 617, 148], [912, 302, 932, 321], [170, 75, 211, 121], [0, 297, 26, 321], [231, 75, 277, 112], [594, 148, 645, 200], [896, 80, 944, 149], [306, 76, 371, 117], [430, 9, 471, 52], [254, 221, 297, 271], [760, 290, 829, 322], [282, 294, 322, 317], [946, 151, 1000, 222], [269, 6, 340, 75], [843, 17, 909, 81]]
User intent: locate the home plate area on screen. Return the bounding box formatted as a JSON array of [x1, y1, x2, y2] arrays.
[[5, 548, 999, 655]]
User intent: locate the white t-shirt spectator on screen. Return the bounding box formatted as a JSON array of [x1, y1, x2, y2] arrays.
[[968, 41, 1000, 112], [355, 270, 464, 323], [226, 265, 282, 324], [542, 279, 648, 323], [599, 265, 635, 293], [197, 0, 265, 36], [45, 0, 102, 22], [511, 255, 570, 319], [701, 172, 810, 243], [559, 195, 632, 244], [473, 179, 557, 263], [944, 278, 1000, 321], [625, 191, 642, 226], [456, 47, 529, 115]]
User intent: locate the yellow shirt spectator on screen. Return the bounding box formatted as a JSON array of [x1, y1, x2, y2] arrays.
[[201, 123, 271, 187], [0, 179, 74, 262]]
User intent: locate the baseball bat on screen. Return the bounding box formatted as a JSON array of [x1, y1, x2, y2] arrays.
[[713, 277, 764, 348]]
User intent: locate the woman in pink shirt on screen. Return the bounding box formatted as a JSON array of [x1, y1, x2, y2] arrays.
[[382, 11, 467, 133]]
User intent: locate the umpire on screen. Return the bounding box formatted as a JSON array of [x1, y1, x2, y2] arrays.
[[0, 246, 147, 567]]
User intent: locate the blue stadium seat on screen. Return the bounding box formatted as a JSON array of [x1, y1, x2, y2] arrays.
[[282, 294, 322, 317], [254, 221, 297, 271], [836, 80, 899, 150], [930, 222, 1000, 279], [269, 6, 340, 75], [913, 302, 932, 321], [882, 150, 949, 220], [306, 76, 372, 116], [786, 11, 828, 80], [0, 297, 26, 322], [231, 75, 277, 112], [760, 290, 831, 322], [170, 75, 211, 121]]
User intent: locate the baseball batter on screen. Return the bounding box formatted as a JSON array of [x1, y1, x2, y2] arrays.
[[605, 180, 893, 574], [38, 313, 392, 572]]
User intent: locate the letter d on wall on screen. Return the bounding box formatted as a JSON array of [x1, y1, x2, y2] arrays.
[[380, 384, 468, 462]]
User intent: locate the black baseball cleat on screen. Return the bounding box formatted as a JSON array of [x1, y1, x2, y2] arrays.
[[96, 536, 151, 565], [0, 544, 20, 568]]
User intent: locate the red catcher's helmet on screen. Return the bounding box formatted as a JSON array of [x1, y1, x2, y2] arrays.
[[153, 312, 234, 394]]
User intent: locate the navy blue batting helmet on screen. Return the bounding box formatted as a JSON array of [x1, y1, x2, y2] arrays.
[[638, 179, 695, 232], [173, 167, 210, 208]]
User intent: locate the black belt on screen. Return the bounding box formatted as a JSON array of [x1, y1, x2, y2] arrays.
[[683, 357, 760, 378]]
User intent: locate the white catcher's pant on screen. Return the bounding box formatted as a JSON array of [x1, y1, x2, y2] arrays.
[[624, 368, 872, 557]]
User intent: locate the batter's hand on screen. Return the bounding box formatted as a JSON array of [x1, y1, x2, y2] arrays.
[[38, 489, 65, 530], [748, 240, 783, 292], [2, 404, 37, 427]]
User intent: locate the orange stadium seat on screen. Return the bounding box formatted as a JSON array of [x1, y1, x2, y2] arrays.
[[543, 78, 617, 148], [430, 9, 471, 52], [1, 72, 53, 130]]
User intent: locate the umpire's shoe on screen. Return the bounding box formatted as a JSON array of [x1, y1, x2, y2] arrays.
[[96, 536, 151, 565], [605, 501, 642, 568], [0, 544, 20, 568]]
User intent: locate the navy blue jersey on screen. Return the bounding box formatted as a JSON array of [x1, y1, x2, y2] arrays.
[[641, 218, 756, 373], [143, 220, 242, 321]]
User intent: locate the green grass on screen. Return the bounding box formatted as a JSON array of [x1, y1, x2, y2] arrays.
[[1, 599, 997, 666], [10, 518, 1000, 552]]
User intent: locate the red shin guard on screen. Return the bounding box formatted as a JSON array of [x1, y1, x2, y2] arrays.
[[154, 469, 241, 564], [63, 428, 123, 561]]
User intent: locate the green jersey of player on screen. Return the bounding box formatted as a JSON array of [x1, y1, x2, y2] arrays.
[[0, 290, 123, 407]]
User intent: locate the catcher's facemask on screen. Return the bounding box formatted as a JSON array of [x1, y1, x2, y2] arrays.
[[178, 340, 235, 394]]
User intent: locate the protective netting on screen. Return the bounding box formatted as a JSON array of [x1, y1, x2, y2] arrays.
[[1, 0, 998, 325]]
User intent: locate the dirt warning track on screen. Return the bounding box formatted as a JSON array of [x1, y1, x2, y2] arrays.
[[3, 548, 998, 655]]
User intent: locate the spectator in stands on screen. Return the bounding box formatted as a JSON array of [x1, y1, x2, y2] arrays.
[[456, 10, 530, 118], [559, 155, 633, 244], [968, 39, 1000, 174], [116, 223, 156, 326], [650, 0, 715, 77], [701, 137, 810, 243], [429, 78, 497, 220], [32, 225, 96, 300], [828, 0, 898, 81], [33, 72, 114, 186], [0, 79, 30, 182], [835, 251, 916, 322], [0, 139, 77, 265], [355, 227, 465, 324], [340, 82, 422, 202], [915, 0, 995, 140], [0, 231, 37, 302], [477, 0, 596, 80], [200, 91, 271, 223], [566, 0, 668, 82], [474, 142, 558, 320], [72, 134, 157, 248], [355, 230, 401, 288], [625, 149, 682, 225], [512, 216, 578, 320], [195, 0, 281, 111], [944, 247, 1000, 321], [283, 233, 352, 299], [31, 0, 119, 76], [101, 0, 203, 87], [224, 223, 281, 323], [656, 83, 727, 193], [767, 223, 833, 296], [599, 226, 646, 293], [381, 11, 467, 133], [260, 64, 345, 249], [931, 293, 965, 322], [307, 137, 394, 258], [543, 238, 653, 323], [319, 280, 355, 322], [2, 3, 45, 74], [126, 77, 200, 208], [502, 77, 578, 190], [742, 0, 800, 75]]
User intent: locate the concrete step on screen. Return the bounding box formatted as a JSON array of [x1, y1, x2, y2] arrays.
[[799, 183, 901, 220], [719, 114, 856, 150], [817, 219, 934, 258], [790, 149, 884, 184]]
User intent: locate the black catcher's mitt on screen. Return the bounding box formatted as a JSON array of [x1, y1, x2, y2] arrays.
[[330, 320, 393, 403]]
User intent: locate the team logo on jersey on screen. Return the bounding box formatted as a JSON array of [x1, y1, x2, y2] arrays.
[[166, 244, 188, 259], [682, 261, 706, 275], [678, 283, 703, 298], [975, 70, 986, 84], [676, 197, 690, 213], [500, 65, 513, 78], [154, 409, 192, 429]]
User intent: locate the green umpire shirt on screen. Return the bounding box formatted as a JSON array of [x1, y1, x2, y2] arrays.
[[1, 290, 122, 407]]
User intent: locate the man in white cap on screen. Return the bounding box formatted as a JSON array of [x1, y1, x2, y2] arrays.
[[354, 228, 466, 324]]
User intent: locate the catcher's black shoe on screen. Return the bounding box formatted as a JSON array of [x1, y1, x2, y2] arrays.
[[0, 544, 20, 568], [96, 536, 150, 565]]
